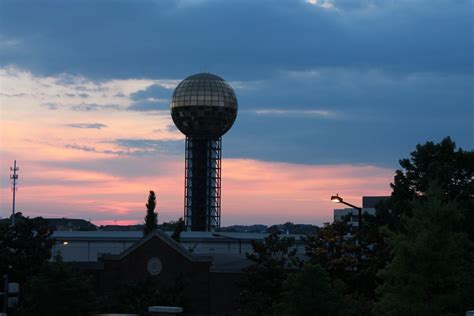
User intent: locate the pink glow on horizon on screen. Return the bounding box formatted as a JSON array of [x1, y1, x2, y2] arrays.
[[1, 153, 394, 226]]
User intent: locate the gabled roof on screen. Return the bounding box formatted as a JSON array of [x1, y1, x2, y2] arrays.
[[100, 229, 213, 263]]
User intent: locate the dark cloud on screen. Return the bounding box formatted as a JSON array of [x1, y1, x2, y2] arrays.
[[0, 0, 471, 80], [112, 138, 182, 155], [127, 84, 172, 111], [1, 0, 472, 166], [41, 103, 59, 110], [66, 123, 107, 129], [65, 139, 182, 156], [130, 84, 172, 101], [65, 144, 97, 152], [224, 69, 473, 166], [127, 100, 169, 112], [71, 103, 122, 111], [0, 93, 27, 97]]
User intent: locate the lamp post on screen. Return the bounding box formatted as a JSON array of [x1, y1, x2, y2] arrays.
[[2, 265, 12, 314], [331, 194, 362, 232], [331, 194, 363, 264], [212, 233, 242, 254], [2, 272, 8, 314]]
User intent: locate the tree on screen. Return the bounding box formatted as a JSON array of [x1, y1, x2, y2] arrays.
[[370, 137, 474, 313], [0, 215, 54, 283], [239, 232, 299, 315], [15, 255, 97, 316], [374, 186, 474, 315], [98, 274, 188, 313], [171, 217, 185, 241], [280, 263, 350, 316], [143, 190, 158, 235], [305, 221, 359, 280], [304, 221, 374, 314], [380, 137, 474, 233]]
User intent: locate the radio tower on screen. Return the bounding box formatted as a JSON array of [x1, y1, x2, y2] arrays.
[[10, 160, 19, 226]]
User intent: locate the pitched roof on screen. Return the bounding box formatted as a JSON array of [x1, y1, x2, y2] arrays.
[[100, 229, 213, 263]]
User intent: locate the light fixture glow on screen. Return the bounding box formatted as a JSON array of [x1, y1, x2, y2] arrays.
[[331, 194, 342, 203], [62, 241, 69, 245]]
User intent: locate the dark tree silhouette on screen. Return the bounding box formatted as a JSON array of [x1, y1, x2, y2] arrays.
[[143, 190, 158, 235], [171, 217, 185, 241], [374, 186, 474, 315], [15, 255, 97, 316], [0, 215, 54, 283], [239, 232, 299, 315], [280, 263, 351, 316]]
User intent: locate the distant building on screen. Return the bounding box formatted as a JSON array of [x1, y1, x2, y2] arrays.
[[334, 208, 364, 227], [51, 230, 307, 262]]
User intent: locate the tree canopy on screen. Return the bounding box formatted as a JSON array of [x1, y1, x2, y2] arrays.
[[374, 137, 474, 314], [374, 187, 474, 315], [15, 255, 97, 316], [239, 232, 299, 315], [0, 215, 54, 283]]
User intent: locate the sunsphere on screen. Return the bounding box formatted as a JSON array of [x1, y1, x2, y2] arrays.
[[171, 73, 237, 137], [170, 73, 238, 231]]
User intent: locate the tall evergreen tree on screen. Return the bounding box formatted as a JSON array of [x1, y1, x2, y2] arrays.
[[143, 190, 157, 235]]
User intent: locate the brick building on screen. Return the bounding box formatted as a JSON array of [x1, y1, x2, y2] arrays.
[[84, 230, 249, 315]]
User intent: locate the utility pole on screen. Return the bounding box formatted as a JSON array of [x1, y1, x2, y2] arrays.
[[10, 160, 19, 226]]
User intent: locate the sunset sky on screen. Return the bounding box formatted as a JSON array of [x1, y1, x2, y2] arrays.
[[0, 0, 472, 226]]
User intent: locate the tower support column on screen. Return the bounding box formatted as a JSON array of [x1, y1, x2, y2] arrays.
[[184, 136, 221, 231]]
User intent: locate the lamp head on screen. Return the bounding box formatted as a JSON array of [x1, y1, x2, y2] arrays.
[[331, 194, 343, 203]]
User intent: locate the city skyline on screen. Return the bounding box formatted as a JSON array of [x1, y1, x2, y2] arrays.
[[1, 0, 472, 226]]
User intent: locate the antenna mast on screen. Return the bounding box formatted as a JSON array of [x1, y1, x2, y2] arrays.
[[10, 160, 19, 226]]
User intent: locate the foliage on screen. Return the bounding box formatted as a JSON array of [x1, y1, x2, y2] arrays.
[[15, 255, 97, 316], [304, 221, 375, 314], [171, 217, 185, 241], [374, 187, 474, 315], [280, 263, 350, 316], [239, 232, 299, 316], [143, 190, 158, 235], [0, 214, 53, 283], [305, 221, 359, 280], [380, 137, 474, 232], [267, 222, 318, 234], [367, 137, 474, 313], [393, 136, 473, 200], [98, 274, 188, 313]]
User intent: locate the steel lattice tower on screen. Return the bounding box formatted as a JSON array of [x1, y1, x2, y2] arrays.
[[171, 73, 238, 231]]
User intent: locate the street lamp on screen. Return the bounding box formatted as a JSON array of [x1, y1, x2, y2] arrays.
[[212, 233, 242, 254], [331, 194, 363, 265], [331, 194, 362, 232]]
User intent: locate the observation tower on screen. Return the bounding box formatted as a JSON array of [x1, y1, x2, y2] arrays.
[[170, 73, 238, 231]]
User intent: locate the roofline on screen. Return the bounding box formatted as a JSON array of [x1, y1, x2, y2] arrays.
[[100, 229, 213, 263]]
